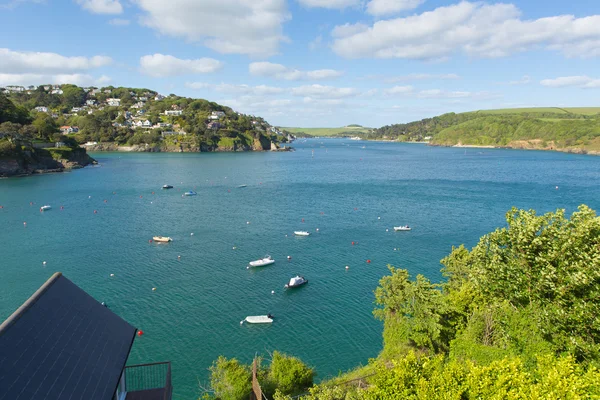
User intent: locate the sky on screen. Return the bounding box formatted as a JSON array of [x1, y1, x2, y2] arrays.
[[0, 0, 599, 127]]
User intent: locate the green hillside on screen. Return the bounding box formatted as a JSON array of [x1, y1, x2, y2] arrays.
[[282, 125, 372, 137], [371, 107, 600, 153]]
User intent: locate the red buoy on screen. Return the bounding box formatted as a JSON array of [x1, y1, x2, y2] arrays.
[[367, 259, 371, 263], [352, 241, 355, 245], [149, 239, 152, 243], [140, 195, 143, 198], [301, 218, 305, 222], [137, 330, 144, 336], [152, 192, 155, 194], [0, 206, 3, 209]]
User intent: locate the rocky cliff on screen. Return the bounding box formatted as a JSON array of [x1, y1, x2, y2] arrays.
[[0, 146, 96, 177]]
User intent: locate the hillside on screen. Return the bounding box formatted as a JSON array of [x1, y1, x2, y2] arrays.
[[282, 125, 372, 137], [371, 107, 600, 154], [1, 84, 291, 153]]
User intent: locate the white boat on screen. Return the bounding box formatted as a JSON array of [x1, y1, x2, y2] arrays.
[[238, 184, 247, 188], [153, 236, 172, 242], [394, 226, 412, 231], [184, 191, 197, 196], [162, 185, 173, 189], [294, 231, 310, 236], [40, 205, 51, 211], [248, 255, 275, 267], [242, 314, 274, 324], [285, 276, 308, 288]]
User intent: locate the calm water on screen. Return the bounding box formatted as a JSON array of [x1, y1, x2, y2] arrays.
[[1, 140, 600, 399]]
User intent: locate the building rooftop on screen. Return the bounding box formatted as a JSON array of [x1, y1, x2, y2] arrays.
[[0, 272, 137, 400]]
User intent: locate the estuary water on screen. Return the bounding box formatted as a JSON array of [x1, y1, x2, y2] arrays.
[[1, 139, 600, 399]]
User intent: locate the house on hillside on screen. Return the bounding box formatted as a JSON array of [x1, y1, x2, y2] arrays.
[[207, 121, 222, 130], [0, 272, 172, 400], [107, 98, 121, 107], [34, 106, 48, 113], [86, 99, 96, 106], [71, 107, 83, 113], [165, 110, 183, 116], [155, 94, 165, 101], [209, 111, 225, 120], [143, 120, 152, 127]]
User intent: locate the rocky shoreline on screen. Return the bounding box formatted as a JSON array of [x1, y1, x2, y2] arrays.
[[85, 140, 293, 153], [0, 147, 96, 178]]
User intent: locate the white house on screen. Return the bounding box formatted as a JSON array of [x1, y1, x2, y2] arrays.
[[7, 86, 25, 92], [139, 97, 148, 102], [51, 89, 63, 95], [34, 106, 48, 113], [165, 110, 183, 116], [142, 120, 152, 127], [107, 98, 121, 107], [60, 126, 79, 134], [155, 94, 165, 101], [71, 107, 83, 113], [86, 100, 96, 106]]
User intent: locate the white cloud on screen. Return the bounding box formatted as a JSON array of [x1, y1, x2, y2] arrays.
[[108, 18, 129, 26], [385, 73, 459, 82], [0, 73, 109, 86], [331, 2, 600, 59], [416, 89, 500, 100], [0, 48, 112, 74], [135, 0, 289, 57], [0, 0, 44, 10], [366, 0, 424, 16], [186, 82, 284, 95], [291, 84, 360, 99], [507, 75, 531, 85], [76, 0, 122, 14], [540, 76, 600, 88], [296, 0, 358, 9], [249, 62, 342, 80], [384, 85, 414, 95], [309, 35, 323, 51], [140, 54, 222, 77]]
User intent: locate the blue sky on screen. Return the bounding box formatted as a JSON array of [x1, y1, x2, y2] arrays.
[[0, 0, 599, 127]]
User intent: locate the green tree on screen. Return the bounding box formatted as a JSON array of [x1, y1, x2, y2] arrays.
[[268, 351, 314, 397], [208, 356, 252, 400], [32, 113, 58, 140], [61, 85, 85, 108]]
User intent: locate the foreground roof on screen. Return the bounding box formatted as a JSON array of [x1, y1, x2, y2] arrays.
[[0, 272, 136, 400]]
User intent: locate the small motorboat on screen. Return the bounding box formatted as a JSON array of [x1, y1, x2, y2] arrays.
[[184, 191, 197, 196], [162, 185, 173, 189], [394, 226, 412, 231], [242, 314, 274, 324], [238, 184, 247, 188], [40, 205, 52, 211], [294, 231, 310, 236], [153, 236, 172, 242], [285, 276, 308, 288], [248, 255, 275, 268]]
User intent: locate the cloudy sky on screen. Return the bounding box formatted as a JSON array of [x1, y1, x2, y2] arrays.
[[0, 0, 599, 127]]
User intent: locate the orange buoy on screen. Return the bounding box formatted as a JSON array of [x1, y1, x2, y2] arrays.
[[352, 241, 355, 245], [137, 330, 144, 336], [367, 259, 371, 263]]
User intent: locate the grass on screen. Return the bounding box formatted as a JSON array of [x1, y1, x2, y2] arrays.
[[470, 107, 600, 115], [282, 126, 372, 137]]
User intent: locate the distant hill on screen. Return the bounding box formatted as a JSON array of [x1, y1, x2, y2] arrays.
[[370, 107, 600, 154], [282, 125, 372, 137]]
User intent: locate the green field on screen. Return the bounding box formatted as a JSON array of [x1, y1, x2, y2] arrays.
[[470, 107, 600, 115], [282, 125, 372, 137]]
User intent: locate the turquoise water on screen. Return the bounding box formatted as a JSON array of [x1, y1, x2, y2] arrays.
[[1, 140, 600, 399]]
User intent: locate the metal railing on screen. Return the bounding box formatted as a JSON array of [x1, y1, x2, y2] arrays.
[[124, 361, 172, 400]]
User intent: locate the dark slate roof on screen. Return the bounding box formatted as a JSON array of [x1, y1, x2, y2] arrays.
[[0, 272, 137, 400]]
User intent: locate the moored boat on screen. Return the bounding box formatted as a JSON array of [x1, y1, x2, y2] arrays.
[[394, 226, 411, 231], [248, 255, 275, 267], [162, 185, 173, 189], [285, 276, 308, 288], [153, 236, 172, 242], [40, 205, 52, 211], [242, 314, 274, 324], [184, 191, 197, 196], [294, 231, 310, 236], [238, 184, 247, 188]]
